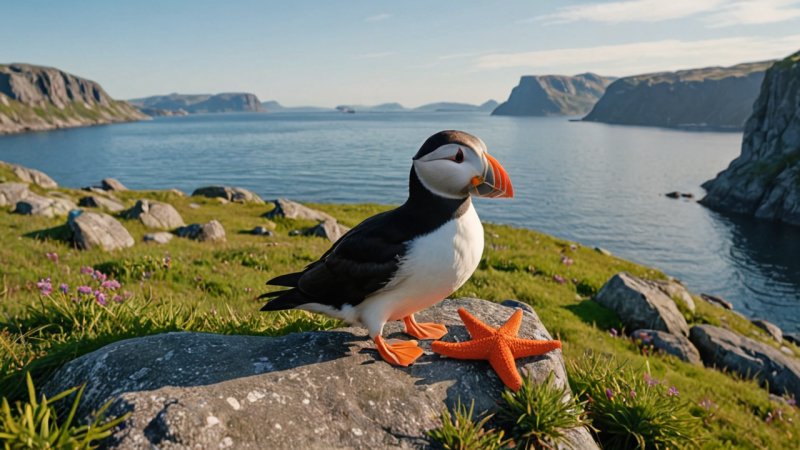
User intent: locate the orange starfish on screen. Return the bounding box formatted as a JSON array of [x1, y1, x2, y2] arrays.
[[431, 308, 562, 391]]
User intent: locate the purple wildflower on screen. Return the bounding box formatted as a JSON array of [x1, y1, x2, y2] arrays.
[[787, 397, 797, 407], [560, 255, 574, 266], [77, 285, 93, 295], [93, 270, 107, 281], [605, 388, 614, 400], [667, 386, 679, 397], [36, 278, 53, 296], [45, 252, 59, 263], [101, 279, 121, 291], [609, 328, 619, 338], [699, 398, 715, 410], [629, 389, 637, 399], [80, 266, 94, 275], [112, 294, 124, 303], [553, 274, 567, 284], [94, 290, 107, 306], [59, 283, 69, 294], [644, 373, 659, 387]]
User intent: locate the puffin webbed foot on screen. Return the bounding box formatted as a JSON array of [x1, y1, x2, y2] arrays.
[[403, 314, 448, 340], [374, 336, 424, 366]]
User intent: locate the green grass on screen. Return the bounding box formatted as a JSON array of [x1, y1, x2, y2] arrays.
[[0, 173, 798, 448]]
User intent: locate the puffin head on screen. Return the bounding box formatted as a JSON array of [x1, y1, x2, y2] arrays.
[[412, 130, 513, 200]]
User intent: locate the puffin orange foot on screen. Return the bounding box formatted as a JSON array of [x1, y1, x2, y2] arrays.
[[403, 315, 448, 340], [374, 336, 424, 366]]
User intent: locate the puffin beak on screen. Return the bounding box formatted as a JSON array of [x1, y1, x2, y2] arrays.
[[471, 153, 514, 198]]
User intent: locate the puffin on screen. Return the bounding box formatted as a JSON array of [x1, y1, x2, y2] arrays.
[[260, 130, 513, 366]]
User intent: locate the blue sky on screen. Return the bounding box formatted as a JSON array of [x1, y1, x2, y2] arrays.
[[2, 0, 799, 107]]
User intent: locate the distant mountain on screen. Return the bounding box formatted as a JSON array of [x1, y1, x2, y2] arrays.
[[129, 93, 264, 114], [583, 61, 773, 130], [414, 100, 498, 112], [0, 63, 146, 134], [261, 100, 331, 113], [492, 73, 614, 117]]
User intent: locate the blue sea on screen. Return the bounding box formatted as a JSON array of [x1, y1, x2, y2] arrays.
[[1, 112, 799, 332]]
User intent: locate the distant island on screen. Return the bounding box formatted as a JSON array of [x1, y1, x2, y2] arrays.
[[331, 100, 497, 114], [491, 73, 615, 117], [701, 51, 800, 225], [129, 93, 264, 115], [583, 61, 773, 130], [0, 63, 146, 135]]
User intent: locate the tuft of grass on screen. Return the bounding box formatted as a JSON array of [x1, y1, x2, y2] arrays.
[[0, 373, 128, 449], [498, 372, 589, 449], [568, 352, 700, 449], [427, 400, 507, 450]]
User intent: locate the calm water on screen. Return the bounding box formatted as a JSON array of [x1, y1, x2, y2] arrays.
[[1, 112, 799, 332]]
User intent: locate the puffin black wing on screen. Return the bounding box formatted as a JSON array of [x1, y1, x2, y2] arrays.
[[260, 210, 407, 311]]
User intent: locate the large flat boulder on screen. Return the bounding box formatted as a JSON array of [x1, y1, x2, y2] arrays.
[[3, 162, 58, 188], [176, 220, 226, 242], [45, 298, 597, 450], [101, 178, 128, 191], [68, 210, 134, 251], [14, 192, 76, 217], [0, 182, 30, 206], [595, 273, 689, 336], [265, 198, 334, 221], [632, 329, 702, 365], [192, 186, 264, 204], [690, 325, 800, 398], [79, 195, 125, 213], [123, 199, 185, 229]]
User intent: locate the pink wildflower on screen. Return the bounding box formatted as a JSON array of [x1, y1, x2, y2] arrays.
[[36, 278, 53, 296], [552, 274, 567, 284], [609, 328, 619, 338], [629, 389, 637, 399], [667, 386, 679, 397], [699, 398, 715, 410], [80, 266, 94, 275], [93, 270, 107, 281], [605, 388, 614, 400], [123, 290, 133, 300], [77, 285, 93, 295], [112, 294, 124, 303], [94, 290, 107, 306], [45, 252, 59, 263], [101, 279, 121, 291], [560, 255, 574, 266], [644, 372, 659, 387]]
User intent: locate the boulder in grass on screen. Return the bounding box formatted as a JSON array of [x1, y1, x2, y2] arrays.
[[0, 182, 30, 206], [143, 232, 174, 245], [101, 178, 128, 191], [43, 298, 598, 450], [3, 162, 58, 188], [652, 279, 696, 313], [632, 329, 702, 366], [595, 272, 690, 337], [14, 193, 76, 217], [176, 220, 226, 242], [690, 324, 800, 398], [751, 319, 783, 343], [68, 210, 134, 251], [78, 195, 125, 213], [192, 186, 264, 204], [265, 198, 333, 221], [124, 200, 185, 230], [303, 219, 350, 242]]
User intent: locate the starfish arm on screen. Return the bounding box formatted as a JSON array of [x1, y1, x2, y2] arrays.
[[498, 309, 523, 336], [431, 337, 493, 359], [456, 308, 496, 339], [506, 336, 562, 358], [488, 341, 523, 391]]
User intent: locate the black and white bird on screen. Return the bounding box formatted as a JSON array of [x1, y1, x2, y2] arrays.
[[260, 130, 513, 366]]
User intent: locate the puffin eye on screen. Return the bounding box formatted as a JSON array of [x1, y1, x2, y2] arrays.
[[453, 148, 464, 163]]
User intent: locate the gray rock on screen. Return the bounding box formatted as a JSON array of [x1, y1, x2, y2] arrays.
[[68, 210, 134, 251], [176, 220, 226, 242], [78, 195, 125, 212], [3, 162, 58, 188], [191, 186, 264, 204], [143, 232, 174, 245], [652, 279, 696, 313], [44, 298, 596, 450], [0, 182, 30, 206], [303, 219, 350, 242], [250, 226, 274, 236], [14, 192, 76, 217], [101, 178, 128, 191], [593, 246, 612, 256], [786, 333, 800, 346], [631, 329, 702, 365], [123, 200, 184, 230], [500, 299, 535, 315], [595, 273, 690, 336], [752, 319, 784, 343], [700, 293, 734, 310], [690, 325, 800, 398], [265, 198, 334, 221]]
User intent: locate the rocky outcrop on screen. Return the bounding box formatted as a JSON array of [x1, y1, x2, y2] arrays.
[[492, 73, 614, 116], [44, 298, 596, 450], [303, 218, 350, 242], [14, 192, 76, 217], [0, 63, 146, 134], [191, 186, 264, 204], [78, 195, 125, 212], [632, 329, 702, 365], [101, 178, 128, 191], [176, 220, 226, 242], [690, 325, 800, 398], [143, 232, 174, 245], [123, 200, 184, 230], [595, 273, 689, 336], [129, 93, 264, 114], [0, 182, 29, 206], [265, 198, 333, 221], [751, 319, 783, 343], [583, 60, 772, 129], [1, 162, 58, 188], [68, 210, 134, 251], [700, 52, 800, 225]]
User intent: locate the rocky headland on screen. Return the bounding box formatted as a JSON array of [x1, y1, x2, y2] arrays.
[[701, 51, 800, 225], [491, 73, 615, 116], [583, 60, 773, 130], [130, 92, 265, 115], [0, 63, 146, 134]]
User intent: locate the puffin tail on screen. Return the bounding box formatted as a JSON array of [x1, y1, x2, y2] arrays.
[[266, 272, 302, 287], [259, 288, 309, 311]]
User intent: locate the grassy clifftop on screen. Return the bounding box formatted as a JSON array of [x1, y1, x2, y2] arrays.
[[0, 167, 798, 447]]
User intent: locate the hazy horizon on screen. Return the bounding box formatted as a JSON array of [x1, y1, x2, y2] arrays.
[[3, 0, 800, 107]]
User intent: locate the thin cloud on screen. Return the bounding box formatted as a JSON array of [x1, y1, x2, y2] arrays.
[[365, 13, 392, 22], [706, 0, 800, 27], [353, 51, 396, 60], [530, 0, 723, 24], [438, 52, 477, 60], [475, 35, 800, 76]]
